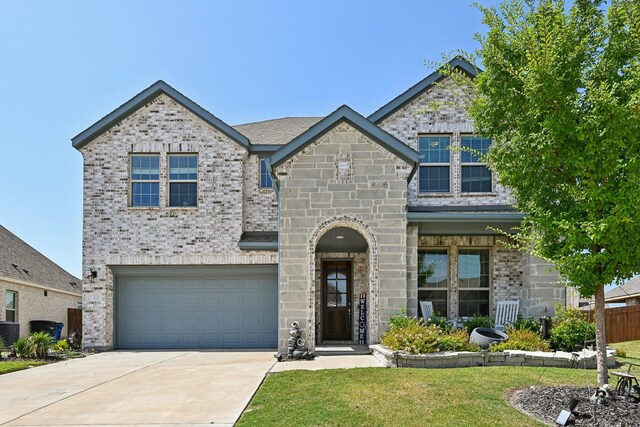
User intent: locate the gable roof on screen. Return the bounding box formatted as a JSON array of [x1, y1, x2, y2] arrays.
[[368, 57, 480, 124], [72, 80, 250, 150], [270, 105, 419, 169], [233, 117, 323, 146], [0, 225, 82, 295], [605, 276, 640, 303]]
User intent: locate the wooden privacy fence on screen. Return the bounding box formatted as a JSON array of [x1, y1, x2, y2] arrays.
[[67, 308, 82, 336], [587, 305, 640, 344]]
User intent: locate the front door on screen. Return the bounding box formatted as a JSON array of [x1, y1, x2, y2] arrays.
[[322, 261, 352, 341]]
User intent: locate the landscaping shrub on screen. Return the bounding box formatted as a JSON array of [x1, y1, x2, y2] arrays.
[[429, 314, 454, 333], [464, 315, 494, 334], [615, 348, 627, 358], [381, 321, 441, 355], [29, 332, 53, 358], [54, 339, 70, 352], [13, 337, 33, 358], [438, 329, 480, 352], [549, 305, 596, 351], [0, 336, 6, 351], [387, 307, 415, 330], [489, 328, 550, 352], [512, 316, 540, 333]]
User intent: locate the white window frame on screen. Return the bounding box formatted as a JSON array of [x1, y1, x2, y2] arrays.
[[5, 290, 17, 322], [418, 134, 452, 194], [460, 135, 493, 194], [168, 153, 198, 207], [129, 154, 161, 207]]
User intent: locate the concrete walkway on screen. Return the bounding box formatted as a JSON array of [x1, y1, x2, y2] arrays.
[[270, 354, 384, 372], [0, 350, 275, 426]]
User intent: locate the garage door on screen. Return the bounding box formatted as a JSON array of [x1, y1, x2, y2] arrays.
[[113, 266, 278, 349]]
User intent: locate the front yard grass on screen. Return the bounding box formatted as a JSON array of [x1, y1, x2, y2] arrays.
[[611, 340, 640, 360], [238, 366, 596, 427], [0, 360, 48, 375]]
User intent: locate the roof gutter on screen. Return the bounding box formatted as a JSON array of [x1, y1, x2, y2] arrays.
[[0, 275, 82, 297]]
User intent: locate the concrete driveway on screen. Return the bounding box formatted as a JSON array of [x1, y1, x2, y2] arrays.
[[0, 350, 275, 426]]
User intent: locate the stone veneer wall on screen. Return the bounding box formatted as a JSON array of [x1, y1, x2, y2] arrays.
[[378, 77, 512, 207], [520, 254, 565, 318], [243, 154, 278, 231], [314, 251, 369, 343], [276, 122, 411, 352], [80, 94, 275, 350], [416, 235, 524, 318], [0, 280, 81, 338]]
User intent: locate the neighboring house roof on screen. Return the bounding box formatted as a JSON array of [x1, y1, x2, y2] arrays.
[[72, 80, 250, 151], [0, 225, 82, 295], [270, 105, 420, 169], [233, 117, 323, 146], [605, 276, 640, 303], [368, 56, 480, 124]]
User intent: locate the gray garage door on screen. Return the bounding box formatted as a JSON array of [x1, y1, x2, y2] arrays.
[[114, 266, 278, 349]]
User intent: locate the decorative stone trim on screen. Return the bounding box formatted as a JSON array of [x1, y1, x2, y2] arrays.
[[309, 215, 379, 346], [369, 345, 616, 369]]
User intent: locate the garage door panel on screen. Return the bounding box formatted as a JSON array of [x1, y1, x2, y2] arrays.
[[116, 267, 277, 349]]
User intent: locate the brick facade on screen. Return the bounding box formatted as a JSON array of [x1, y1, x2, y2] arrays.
[[0, 279, 81, 339], [79, 94, 275, 350], [77, 74, 567, 352]]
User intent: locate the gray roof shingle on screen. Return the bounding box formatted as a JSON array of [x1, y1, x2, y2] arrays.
[[605, 276, 640, 302], [233, 117, 323, 146], [0, 225, 81, 294]]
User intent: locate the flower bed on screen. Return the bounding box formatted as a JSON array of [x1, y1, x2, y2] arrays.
[[370, 344, 616, 369]]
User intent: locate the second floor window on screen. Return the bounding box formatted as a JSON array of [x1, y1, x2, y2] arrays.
[[169, 155, 198, 207], [461, 136, 492, 193], [418, 135, 450, 193], [260, 159, 273, 188], [130, 155, 160, 207]]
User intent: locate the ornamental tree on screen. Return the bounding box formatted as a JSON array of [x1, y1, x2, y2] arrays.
[[467, 0, 640, 385]]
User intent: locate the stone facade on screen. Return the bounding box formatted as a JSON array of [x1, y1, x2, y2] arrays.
[[0, 279, 81, 338], [80, 94, 275, 350], [378, 77, 512, 207], [275, 123, 411, 352]]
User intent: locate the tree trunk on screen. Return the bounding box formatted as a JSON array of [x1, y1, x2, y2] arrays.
[[594, 283, 608, 386]]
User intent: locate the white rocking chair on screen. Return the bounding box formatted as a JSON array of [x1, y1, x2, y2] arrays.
[[495, 300, 520, 331], [419, 300, 434, 322]]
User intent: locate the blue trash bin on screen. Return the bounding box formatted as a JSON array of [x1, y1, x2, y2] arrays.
[[53, 323, 64, 342]]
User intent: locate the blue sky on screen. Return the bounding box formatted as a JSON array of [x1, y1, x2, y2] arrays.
[[2, 0, 502, 277]]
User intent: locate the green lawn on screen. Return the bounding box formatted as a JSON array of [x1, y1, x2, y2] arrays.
[[611, 340, 640, 360], [0, 360, 48, 375], [238, 366, 596, 427]]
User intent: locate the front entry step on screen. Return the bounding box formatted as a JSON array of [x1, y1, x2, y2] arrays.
[[314, 345, 371, 356]]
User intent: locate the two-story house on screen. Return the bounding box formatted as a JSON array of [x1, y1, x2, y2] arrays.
[[73, 58, 567, 352]]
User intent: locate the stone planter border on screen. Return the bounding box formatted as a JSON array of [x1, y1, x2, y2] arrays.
[[370, 345, 616, 370]]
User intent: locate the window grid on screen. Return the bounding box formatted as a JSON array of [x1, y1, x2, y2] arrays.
[[418, 249, 449, 317], [169, 154, 198, 207], [458, 249, 491, 317], [461, 135, 492, 193], [130, 155, 160, 207], [5, 291, 17, 322], [418, 135, 451, 193], [260, 159, 273, 189]]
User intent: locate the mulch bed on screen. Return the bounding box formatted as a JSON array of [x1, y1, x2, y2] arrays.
[[511, 386, 640, 426]]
